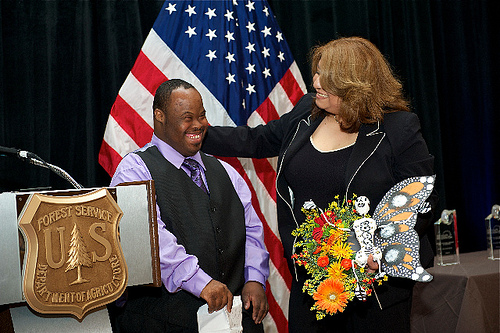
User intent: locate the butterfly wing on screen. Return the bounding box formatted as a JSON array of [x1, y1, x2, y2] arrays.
[[373, 176, 435, 282]]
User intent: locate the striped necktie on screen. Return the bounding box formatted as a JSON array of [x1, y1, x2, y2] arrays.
[[182, 158, 208, 194]]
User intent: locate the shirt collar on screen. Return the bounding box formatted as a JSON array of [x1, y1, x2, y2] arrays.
[[150, 134, 206, 170]]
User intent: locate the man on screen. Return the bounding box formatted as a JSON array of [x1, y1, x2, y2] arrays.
[[109, 79, 269, 332]]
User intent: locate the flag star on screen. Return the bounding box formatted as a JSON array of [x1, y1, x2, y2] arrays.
[[232, 0, 238, 5], [225, 31, 235, 42], [263, 68, 271, 78], [226, 73, 236, 84], [224, 9, 234, 21], [263, 6, 269, 17], [261, 47, 270, 58], [278, 51, 285, 62], [245, 42, 256, 54], [246, 21, 256, 33], [261, 26, 272, 37], [246, 63, 256, 74], [185, 5, 196, 17], [206, 29, 217, 41], [205, 8, 216, 19], [246, 83, 256, 95], [276, 31, 284, 42], [165, 3, 177, 14], [185, 26, 197, 38], [246, 1, 255, 12], [225, 52, 236, 63], [206, 50, 217, 61]]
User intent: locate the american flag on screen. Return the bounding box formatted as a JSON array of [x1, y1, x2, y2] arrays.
[[99, 1, 306, 331]]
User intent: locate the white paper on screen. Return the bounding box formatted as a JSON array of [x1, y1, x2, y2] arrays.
[[197, 295, 243, 333]]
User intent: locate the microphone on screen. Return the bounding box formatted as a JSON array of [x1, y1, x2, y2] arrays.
[[0, 145, 37, 160], [0, 145, 83, 189], [0, 145, 20, 157]]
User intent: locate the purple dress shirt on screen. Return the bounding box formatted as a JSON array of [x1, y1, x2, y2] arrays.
[[110, 134, 269, 298]]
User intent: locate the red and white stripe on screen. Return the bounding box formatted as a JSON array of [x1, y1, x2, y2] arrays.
[[99, 29, 307, 333]]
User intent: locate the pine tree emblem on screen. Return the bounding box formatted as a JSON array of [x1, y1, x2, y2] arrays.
[[65, 222, 93, 285]]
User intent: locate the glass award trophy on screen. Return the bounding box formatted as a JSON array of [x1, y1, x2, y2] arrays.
[[485, 204, 500, 260], [434, 209, 460, 265]]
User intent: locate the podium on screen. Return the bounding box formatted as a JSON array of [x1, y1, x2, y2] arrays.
[[0, 181, 160, 331]]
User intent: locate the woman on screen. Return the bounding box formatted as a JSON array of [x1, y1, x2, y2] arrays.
[[202, 37, 436, 332]]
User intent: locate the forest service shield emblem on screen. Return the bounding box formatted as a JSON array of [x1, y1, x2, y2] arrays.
[[18, 188, 127, 319]]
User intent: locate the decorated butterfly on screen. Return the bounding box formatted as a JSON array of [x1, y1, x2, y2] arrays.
[[352, 175, 435, 283]]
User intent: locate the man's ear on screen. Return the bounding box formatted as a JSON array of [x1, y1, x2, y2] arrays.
[[154, 108, 165, 123]]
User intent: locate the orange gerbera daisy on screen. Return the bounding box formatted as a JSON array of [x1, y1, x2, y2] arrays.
[[313, 278, 349, 314]]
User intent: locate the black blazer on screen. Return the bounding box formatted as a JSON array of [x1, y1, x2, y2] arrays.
[[203, 93, 437, 273]]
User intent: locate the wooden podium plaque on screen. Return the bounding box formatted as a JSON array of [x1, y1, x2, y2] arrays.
[[0, 181, 160, 331]]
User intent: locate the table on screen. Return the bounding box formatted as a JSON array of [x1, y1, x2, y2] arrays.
[[411, 251, 499, 333]]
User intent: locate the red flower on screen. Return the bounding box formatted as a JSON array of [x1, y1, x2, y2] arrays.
[[340, 258, 352, 270], [317, 255, 329, 267], [314, 216, 326, 227], [313, 246, 322, 255], [312, 227, 324, 241]]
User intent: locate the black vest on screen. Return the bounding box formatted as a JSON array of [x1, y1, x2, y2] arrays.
[[136, 146, 246, 327]]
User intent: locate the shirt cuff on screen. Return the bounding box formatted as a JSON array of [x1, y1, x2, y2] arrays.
[[245, 267, 267, 289], [181, 268, 213, 297]]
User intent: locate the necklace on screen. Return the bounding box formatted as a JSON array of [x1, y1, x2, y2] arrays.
[[323, 113, 340, 125]]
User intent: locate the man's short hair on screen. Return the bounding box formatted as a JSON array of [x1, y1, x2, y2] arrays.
[[153, 79, 196, 113]]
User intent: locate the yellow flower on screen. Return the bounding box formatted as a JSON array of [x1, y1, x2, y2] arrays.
[[327, 261, 346, 280], [313, 278, 349, 314], [330, 241, 353, 259]]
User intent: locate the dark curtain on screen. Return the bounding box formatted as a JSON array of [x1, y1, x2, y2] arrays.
[[0, 0, 497, 253], [0, 0, 160, 191]]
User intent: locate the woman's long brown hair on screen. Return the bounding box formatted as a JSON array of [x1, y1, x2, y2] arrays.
[[310, 37, 410, 133]]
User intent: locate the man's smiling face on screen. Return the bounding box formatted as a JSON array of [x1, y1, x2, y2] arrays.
[[155, 87, 208, 157]]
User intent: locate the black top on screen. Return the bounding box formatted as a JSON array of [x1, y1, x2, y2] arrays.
[[285, 137, 353, 222]]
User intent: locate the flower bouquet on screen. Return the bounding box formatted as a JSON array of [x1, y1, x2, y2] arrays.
[[291, 195, 387, 320], [292, 176, 437, 320]]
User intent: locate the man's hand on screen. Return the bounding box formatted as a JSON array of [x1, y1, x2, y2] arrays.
[[200, 280, 233, 313], [241, 281, 268, 324]]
